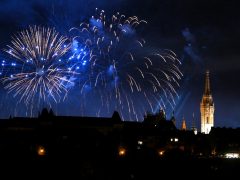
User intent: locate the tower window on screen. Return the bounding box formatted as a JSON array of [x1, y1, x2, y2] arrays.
[[206, 117, 209, 124]]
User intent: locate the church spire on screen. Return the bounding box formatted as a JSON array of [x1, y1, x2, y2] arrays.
[[191, 113, 197, 135], [204, 70, 211, 95], [191, 113, 195, 128], [181, 116, 187, 131], [200, 70, 214, 134]]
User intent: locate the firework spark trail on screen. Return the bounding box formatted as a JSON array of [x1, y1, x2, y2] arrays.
[[0, 11, 182, 120], [67, 9, 183, 121], [1, 26, 74, 106]]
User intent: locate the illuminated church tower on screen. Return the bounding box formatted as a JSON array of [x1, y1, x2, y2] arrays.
[[200, 70, 214, 134]]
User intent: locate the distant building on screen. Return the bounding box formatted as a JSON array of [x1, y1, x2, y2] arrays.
[[200, 70, 214, 134]]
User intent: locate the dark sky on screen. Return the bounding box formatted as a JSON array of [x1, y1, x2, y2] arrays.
[[0, 0, 239, 129]]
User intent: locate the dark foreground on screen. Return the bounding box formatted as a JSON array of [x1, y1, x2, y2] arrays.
[[1, 111, 240, 178], [2, 153, 240, 179]]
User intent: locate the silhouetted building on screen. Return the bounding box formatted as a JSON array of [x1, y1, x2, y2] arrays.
[[0, 107, 239, 178], [112, 111, 122, 122], [210, 127, 240, 156], [144, 109, 166, 126], [38, 108, 55, 119]]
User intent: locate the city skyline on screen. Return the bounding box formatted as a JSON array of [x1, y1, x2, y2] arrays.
[[0, 0, 239, 129]]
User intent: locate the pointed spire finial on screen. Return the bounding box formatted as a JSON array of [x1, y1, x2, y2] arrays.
[[181, 115, 187, 130], [204, 70, 211, 95], [192, 112, 195, 128]]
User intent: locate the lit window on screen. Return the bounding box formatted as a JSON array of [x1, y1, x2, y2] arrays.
[[225, 153, 239, 159], [37, 146, 46, 156], [137, 140, 143, 145], [118, 147, 126, 156], [158, 150, 164, 156], [170, 138, 179, 142]]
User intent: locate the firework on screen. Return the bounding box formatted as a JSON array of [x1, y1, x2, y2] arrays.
[[1, 26, 73, 106], [68, 9, 182, 121]]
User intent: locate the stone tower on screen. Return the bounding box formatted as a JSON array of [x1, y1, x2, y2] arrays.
[[200, 70, 214, 134]]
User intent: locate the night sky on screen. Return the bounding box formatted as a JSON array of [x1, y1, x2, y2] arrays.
[[0, 0, 239, 129]]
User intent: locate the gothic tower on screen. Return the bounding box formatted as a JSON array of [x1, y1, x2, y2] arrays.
[[200, 70, 214, 134]]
